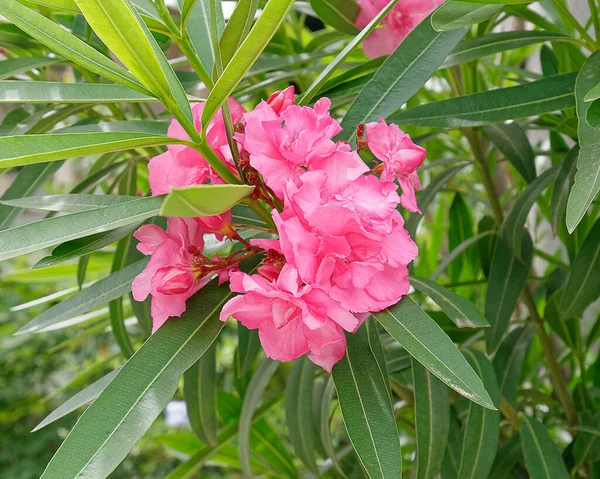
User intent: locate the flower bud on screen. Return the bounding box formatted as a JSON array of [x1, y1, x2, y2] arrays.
[[267, 86, 295, 115], [155, 266, 194, 295]]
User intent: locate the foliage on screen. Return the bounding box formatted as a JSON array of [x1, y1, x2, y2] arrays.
[[0, 0, 599, 478]]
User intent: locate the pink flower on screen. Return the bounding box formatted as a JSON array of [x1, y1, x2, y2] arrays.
[[356, 0, 444, 58], [274, 155, 418, 313], [132, 218, 213, 332], [220, 264, 362, 371], [148, 99, 246, 195], [366, 117, 426, 213], [239, 97, 342, 198]]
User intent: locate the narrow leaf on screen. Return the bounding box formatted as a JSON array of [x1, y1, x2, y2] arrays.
[[374, 297, 495, 409], [219, 0, 259, 67], [309, 0, 360, 35], [431, 1, 502, 32], [485, 122, 536, 183], [160, 184, 255, 217], [2, 194, 138, 213], [520, 414, 569, 479], [488, 434, 522, 479], [0, 56, 60, 79], [550, 147, 579, 235]]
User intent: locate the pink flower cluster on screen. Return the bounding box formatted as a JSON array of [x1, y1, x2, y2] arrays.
[[356, 0, 444, 58], [132, 87, 426, 371]]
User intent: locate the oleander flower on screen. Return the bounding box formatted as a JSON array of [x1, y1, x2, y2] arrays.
[[366, 117, 426, 213], [220, 264, 361, 371], [356, 0, 444, 58]]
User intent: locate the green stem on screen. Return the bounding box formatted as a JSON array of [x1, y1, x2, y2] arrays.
[[155, 0, 182, 38], [587, 0, 600, 46], [534, 248, 570, 269], [177, 35, 214, 89], [552, 0, 596, 50]]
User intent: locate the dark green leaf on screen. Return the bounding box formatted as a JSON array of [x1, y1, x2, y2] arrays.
[[478, 216, 497, 277], [448, 192, 475, 281], [488, 434, 522, 479], [566, 51, 600, 233], [40, 285, 228, 479], [485, 122, 536, 183], [332, 329, 401, 479], [431, 1, 502, 32], [541, 45, 559, 76], [492, 325, 535, 405], [485, 232, 533, 354], [390, 73, 577, 127], [375, 297, 495, 409], [413, 358, 450, 479], [237, 324, 261, 375], [520, 414, 569, 479], [574, 412, 600, 465], [550, 147, 579, 235], [309, 0, 360, 35], [339, 19, 466, 140]]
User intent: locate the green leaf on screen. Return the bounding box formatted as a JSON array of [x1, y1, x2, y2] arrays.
[[338, 19, 466, 141], [1, 194, 138, 213], [409, 276, 489, 328], [0, 162, 63, 230], [60, 120, 171, 135], [179, 0, 219, 75], [160, 184, 255, 217], [285, 356, 319, 474], [74, 0, 192, 124], [219, 0, 259, 67], [448, 192, 475, 281], [413, 358, 450, 479], [492, 325, 535, 405], [201, 0, 295, 127], [299, 0, 400, 106], [457, 350, 500, 479], [550, 147, 579, 235], [309, 0, 360, 35], [485, 232, 533, 354], [318, 378, 347, 478], [485, 122, 536, 183], [238, 358, 279, 477], [0, 132, 184, 169], [441, 411, 463, 477], [520, 414, 569, 479], [458, 0, 535, 4], [34, 223, 141, 268], [540, 45, 559, 76], [390, 73, 577, 127], [184, 344, 218, 446], [332, 329, 402, 479], [33, 369, 120, 432], [16, 259, 146, 335], [0, 0, 150, 95], [0, 81, 158, 103], [40, 284, 228, 479], [488, 434, 523, 479], [502, 163, 561, 258], [478, 216, 498, 278], [444, 31, 573, 68], [559, 217, 600, 319], [573, 412, 600, 465], [0, 56, 60, 79], [22, 0, 80, 11], [0, 195, 163, 262], [431, 1, 502, 32], [374, 297, 495, 409], [566, 51, 600, 233]]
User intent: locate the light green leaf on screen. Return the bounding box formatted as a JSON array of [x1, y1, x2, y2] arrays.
[[457, 350, 500, 479], [391, 73, 577, 127], [502, 163, 561, 258], [0, 132, 184, 169], [339, 19, 466, 141], [559, 217, 600, 319], [431, 1, 502, 32], [33, 369, 120, 432], [238, 358, 279, 477], [299, 0, 399, 106], [409, 276, 489, 328], [0, 195, 163, 262], [0, 56, 60, 79], [520, 414, 569, 479], [485, 122, 536, 183], [40, 284, 228, 479], [74, 0, 192, 124], [309, 0, 360, 35], [374, 297, 495, 409], [0, 0, 150, 95], [444, 31, 573, 68], [184, 344, 218, 446], [0, 162, 63, 230], [160, 184, 255, 217], [551, 147, 579, 236], [34, 223, 141, 268], [22, 0, 79, 11], [201, 0, 295, 127], [285, 356, 319, 474], [0, 81, 158, 103], [566, 51, 600, 233], [485, 233, 533, 354], [332, 329, 402, 479], [413, 358, 449, 479], [16, 260, 146, 335], [493, 325, 534, 405], [1, 194, 138, 213], [219, 0, 259, 67]]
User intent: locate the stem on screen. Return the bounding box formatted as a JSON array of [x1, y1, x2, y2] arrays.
[[467, 127, 578, 426], [534, 248, 570, 269], [552, 0, 596, 50], [176, 35, 214, 89], [154, 0, 182, 38], [588, 0, 600, 47]]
